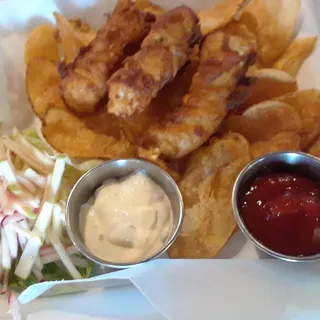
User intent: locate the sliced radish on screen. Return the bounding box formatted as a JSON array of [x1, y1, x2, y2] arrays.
[[40, 244, 78, 257], [14, 157, 66, 279], [51, 204, 61, 241], [41, 249, 82, 265], [70, 256, 90, 268], [8, 222, 42, 243], [48, 157, 66, 201], [31, 201, 53, 233], [0, 215, 7, 227], [17, 233, 26, 251], [40, 243, 51, 250], [41, 251, 60, 264], [23, 168, 46, 189], [0, 247, 3, 281], [0, 178, 14, 215], [0, 183, 38, 218], [32, 266, 44, 282], [0, 160, 19, 186], [6, 149, 37, 195], [0, 160, 37, 207], [16, 174, 37, 195], [48, 233, 81, 280], [11, 201, 37, 219], [39, 175, 51, 209], [7, 291, 21, 320], [1, 229, 11, 270], [34, 256, 43, 271], [16, 220, 43, 271], [0, 214, 6, 225], [1, 212, 24, 227], [0, 129, 93, 284], [16, 220, 28, 249], [57, 200, 66, 225], [4, 228, 18, 259]]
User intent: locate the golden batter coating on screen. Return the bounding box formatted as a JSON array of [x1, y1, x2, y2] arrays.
[[107, 5, 200, 118], [61, 0, 153, 114], [138, 32, 256, 160]]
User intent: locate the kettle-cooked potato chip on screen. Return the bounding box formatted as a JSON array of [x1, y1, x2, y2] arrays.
[[180, 132, 250, 207], [24, 24, 59, 64], [33, 85, 67, 121], [54, 12, 83, 64], [68, 18, 96, 44], [26, 59, 61, 108], [221, 21, 258, 50], [54, 12, 95, 64], [242, 68, 297, 108], [226, 100, 302, 143], [42, 109, 134, 159], [275, 89, 320, 148], [213, 157, 250, 202], [239, 0, 301, 64], [198, 0, 250, 36], [250, 132, 301, 159], [121, 112, 157, 144], [168, 153, 251, 258], [273, 36, 318, 77], [168, 133, 251, 258]]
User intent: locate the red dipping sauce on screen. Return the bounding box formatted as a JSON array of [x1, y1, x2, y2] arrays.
[[239, 172, 320, 256]]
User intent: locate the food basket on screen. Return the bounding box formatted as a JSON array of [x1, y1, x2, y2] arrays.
[[0, 0, 320, 319]]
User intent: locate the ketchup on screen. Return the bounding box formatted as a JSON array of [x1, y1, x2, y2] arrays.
[[239, 172, 320, 256]]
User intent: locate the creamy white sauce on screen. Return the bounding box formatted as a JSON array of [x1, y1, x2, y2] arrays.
[[79, 171, 173, 263]]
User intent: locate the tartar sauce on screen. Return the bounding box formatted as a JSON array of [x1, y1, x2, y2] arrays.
[[79, 171, 173, 263]]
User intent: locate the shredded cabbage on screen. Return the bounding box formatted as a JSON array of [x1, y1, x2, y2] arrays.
[[0, 127, 95, 290]]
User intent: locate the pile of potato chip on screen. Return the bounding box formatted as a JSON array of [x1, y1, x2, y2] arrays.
[[24, 0, 320, 258]]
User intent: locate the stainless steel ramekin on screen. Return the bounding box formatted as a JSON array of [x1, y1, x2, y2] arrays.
[[66, 158, 184, 268], [232, 151, 320, 262]]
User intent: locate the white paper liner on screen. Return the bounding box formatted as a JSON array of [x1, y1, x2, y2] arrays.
[[0, 0, 318, 314]]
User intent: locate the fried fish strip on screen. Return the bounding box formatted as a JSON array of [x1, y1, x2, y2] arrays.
[[61, 0, 153, 114], [107, 5, 200, 118], [138, 32, 256, 160]]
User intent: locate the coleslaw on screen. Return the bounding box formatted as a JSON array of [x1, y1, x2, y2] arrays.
[[0, 127, 103, 293]]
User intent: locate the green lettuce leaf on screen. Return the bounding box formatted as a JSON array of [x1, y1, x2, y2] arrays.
[[9, 261, 93, 291]]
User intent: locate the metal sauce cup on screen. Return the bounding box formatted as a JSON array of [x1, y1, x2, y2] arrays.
[[66, 158, 184, 268], [232, 151, 320, 262]]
